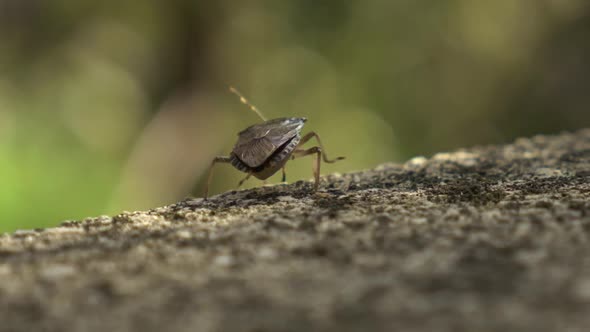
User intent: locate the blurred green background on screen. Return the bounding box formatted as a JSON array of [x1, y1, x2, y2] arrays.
[[1, 0, 589, 232]]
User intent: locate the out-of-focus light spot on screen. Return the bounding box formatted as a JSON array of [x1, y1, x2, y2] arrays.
[[250, 46, 339, 115], [332, 107, 398, 167], [215, 4, 287, 76], [68, 20, 153, 77], [456, 1, 538, 62], [58, 53, 148, 153]]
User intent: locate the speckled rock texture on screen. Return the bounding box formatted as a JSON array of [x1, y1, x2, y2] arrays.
[[1, 129, 589, 332]]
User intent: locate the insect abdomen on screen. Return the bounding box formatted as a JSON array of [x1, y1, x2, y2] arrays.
[[268, 134, 300, 167], [229, 153, 252, 172]]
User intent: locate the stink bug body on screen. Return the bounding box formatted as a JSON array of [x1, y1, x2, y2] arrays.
[[204, 87, 344, 198]]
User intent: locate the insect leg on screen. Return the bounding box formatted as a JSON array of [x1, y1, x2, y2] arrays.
[[297, 132, 345, 163], [204, 156, 231, 199], [237, 173, 252, 187], [292, 147, 322, 191], [281, 167, 287, 182]]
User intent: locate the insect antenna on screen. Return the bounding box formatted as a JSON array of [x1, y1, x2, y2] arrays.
[[228, 86, 267, 121]]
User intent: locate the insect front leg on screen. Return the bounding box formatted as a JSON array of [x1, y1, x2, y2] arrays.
[[281, 167, 287, 182], [292, 147, 322, 191], [204, 156, 232, 199], [298, 132, 345, 163]]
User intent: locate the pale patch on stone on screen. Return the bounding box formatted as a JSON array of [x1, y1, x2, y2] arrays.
[[40, 264, 76, 280]]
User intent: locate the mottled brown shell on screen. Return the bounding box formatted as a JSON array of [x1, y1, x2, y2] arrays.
[[232, 117, 306, 168]]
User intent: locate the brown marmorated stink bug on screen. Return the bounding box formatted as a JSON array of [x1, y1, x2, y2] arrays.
[[204, 87, 345, 198]]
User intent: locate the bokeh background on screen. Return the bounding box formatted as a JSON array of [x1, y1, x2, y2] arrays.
[[1, 0, 589, 232]]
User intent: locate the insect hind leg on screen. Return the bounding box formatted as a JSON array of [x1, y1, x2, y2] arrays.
[[297, 132, 345, 163], [292, 147, 322, 191]]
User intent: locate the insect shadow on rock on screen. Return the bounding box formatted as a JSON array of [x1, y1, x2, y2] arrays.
[[204, 86, 345, 199]]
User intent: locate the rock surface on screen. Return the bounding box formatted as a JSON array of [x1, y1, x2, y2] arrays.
[[1, 129, 589, 332]]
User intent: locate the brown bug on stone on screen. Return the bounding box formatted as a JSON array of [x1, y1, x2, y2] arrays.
[[203, 87, 345, 198]]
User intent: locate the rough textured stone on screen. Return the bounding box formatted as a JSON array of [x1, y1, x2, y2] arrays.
[[1, 129, 589, 332]]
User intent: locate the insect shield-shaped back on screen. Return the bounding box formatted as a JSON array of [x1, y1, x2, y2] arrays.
[[230, 117, 306, 179]]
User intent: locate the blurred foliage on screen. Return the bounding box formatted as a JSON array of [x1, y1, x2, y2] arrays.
[[0, 0, 589, 231]]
